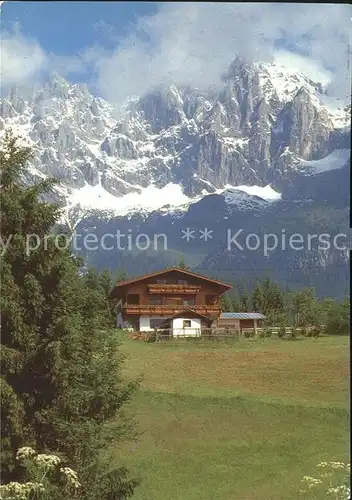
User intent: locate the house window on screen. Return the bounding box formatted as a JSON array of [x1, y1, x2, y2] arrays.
[[205, 295, 216, 305], [150, 318, 164, 329], [183, 320, 192, 328], [150, 296, 162, 305], [177, 279, 188, 285], [126, 294, 139, 304], [167, 297, 183, 305], [156, 279, 167, 284], [183, 299, 195, 306]]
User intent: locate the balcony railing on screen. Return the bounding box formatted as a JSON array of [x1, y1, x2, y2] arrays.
[[147, 283, 201, 294], [122, 303, 221, 316]]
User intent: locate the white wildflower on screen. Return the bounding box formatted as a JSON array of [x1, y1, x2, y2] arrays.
[[329, 461, 346, 469], [327, 486, 340, 494], [308, 479, 322, 488], [317, 461, 329, 468], [0, 480, 45, 499], [320, 471, 333, 478], [327, 485, 350, 496], [300, 460, 351, 500], [34, 453, 61, 469], [302, 475, 315, 482], [60, 467, 81, 489], [16, 447, 36, 460]]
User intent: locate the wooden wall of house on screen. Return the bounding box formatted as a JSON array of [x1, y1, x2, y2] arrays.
[[117, 271, 226, 306], [120, 282, 148, 304], [146, 270, 219, 286], [217, 318, 256, 329], [239, 319, 255, 329], [217, 318, 241, 329]]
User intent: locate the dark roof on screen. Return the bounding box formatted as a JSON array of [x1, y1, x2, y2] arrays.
[[220, 312, 266, 320], [109, 267, 232, 297]]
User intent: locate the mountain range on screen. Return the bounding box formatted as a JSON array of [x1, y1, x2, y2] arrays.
[[0, 55, 350, 297]]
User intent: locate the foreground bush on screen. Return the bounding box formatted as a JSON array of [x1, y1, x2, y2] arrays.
[[0, 131, 139, 499]]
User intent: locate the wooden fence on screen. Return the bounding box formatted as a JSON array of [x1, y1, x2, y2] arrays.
[[129, 326, 321, 342]]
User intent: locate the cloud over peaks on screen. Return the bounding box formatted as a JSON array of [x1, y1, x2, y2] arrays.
[[1, 3, 351, 106], [93, 3, 351, 106]]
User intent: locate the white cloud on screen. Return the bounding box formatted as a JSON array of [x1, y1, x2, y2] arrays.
[[0, 25, 48, 87], [1, 3, 351, 106], [0, 26, 95, 91], [273, 50, 333, 87], [92, 3, 352, 106]]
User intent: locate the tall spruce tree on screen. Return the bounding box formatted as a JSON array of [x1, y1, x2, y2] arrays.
[[252, 278, 284, 317], [178, 255, 188, 269], [113, 268, 129, 286], [324, 297, 350, 335], [0, 131, 139, 499], [220, 293, 233, 312], [291, 287, 320, 327]]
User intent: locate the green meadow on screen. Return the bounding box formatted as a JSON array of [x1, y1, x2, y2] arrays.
[[108, 335, 349, 500]]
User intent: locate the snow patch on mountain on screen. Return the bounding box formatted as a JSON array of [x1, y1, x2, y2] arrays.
[[224, 184, 281, 201], [218, 184, 281, 211], [61, 178, 282, 220], [299, 149, 350, 174], [65, 181, 193, 217]]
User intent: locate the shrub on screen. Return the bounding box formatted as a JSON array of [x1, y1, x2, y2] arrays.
[[257, 329, 266, 339], [311, 326, 320, 338], [229, 329, 239, 338], [0, 132, 139, 499], [289, 327, 298, 340], [306, 327, 315, 338], [264, 328, 272, 338], [324, 297, 349, 336], [277, 326, 286, 338], [145, 331, 157, 343]]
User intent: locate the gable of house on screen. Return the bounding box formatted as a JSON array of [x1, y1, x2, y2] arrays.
[[109, 267, 232, 300]]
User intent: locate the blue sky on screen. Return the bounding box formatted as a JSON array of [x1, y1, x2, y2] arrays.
[[1, 2, 351, 105], [1, 2, 157, 54]]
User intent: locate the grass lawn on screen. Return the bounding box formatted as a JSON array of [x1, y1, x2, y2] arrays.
[[107, 334, 349, 500]]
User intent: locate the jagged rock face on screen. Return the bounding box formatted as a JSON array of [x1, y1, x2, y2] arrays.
[[281, 88, 332, 159], [137, 86, 187, 134], [1, 64, 349, 297], [0, 59, 350, 206]]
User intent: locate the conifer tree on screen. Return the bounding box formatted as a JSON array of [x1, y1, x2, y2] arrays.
[[0, 131, 138, 499], [251, 278, 283, 317], [178, 255, 188, 269], [220, 293, 233, 312], [292, 287, 320, 327], [114, 268, 129, 283], [324, 297, 349, 335]]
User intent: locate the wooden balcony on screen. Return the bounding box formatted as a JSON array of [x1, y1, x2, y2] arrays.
[[148, 283, 201, 294], [123, 304, 221, 316]]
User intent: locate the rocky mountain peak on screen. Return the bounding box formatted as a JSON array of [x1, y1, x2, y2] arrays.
[[0, 55, 350, 217], [223, 55, 254, 80]]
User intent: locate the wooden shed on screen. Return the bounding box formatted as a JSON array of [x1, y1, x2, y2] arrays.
[[217, 312, 266, 331]]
